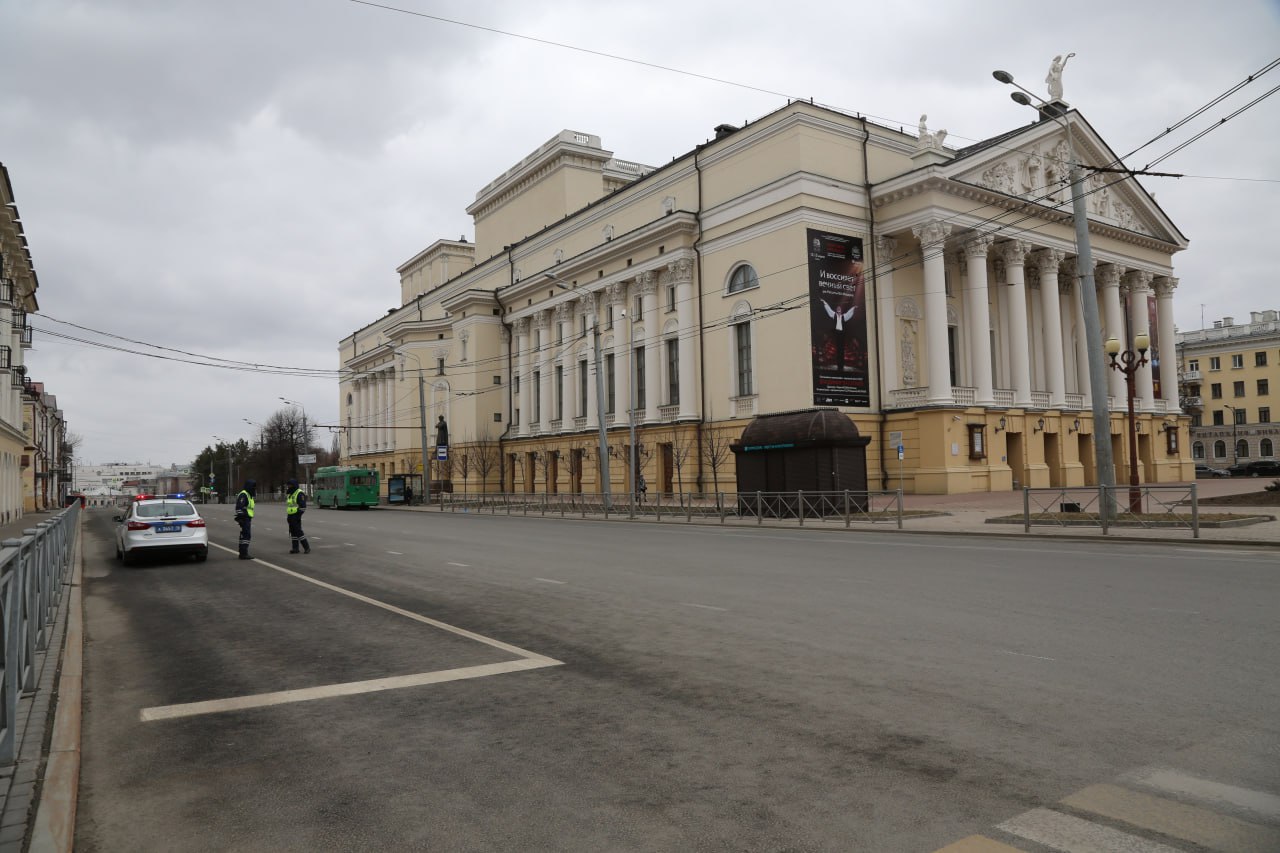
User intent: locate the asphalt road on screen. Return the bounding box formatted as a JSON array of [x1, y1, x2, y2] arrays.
[[75, 503, 1280, 851]]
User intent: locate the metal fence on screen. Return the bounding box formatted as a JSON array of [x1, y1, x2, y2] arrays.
[[1021, 484, 1199, 537], [433, 490, 905, 528], [0, 505, 80, 765]]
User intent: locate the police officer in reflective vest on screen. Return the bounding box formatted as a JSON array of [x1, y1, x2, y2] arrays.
[[234, 479, 256, 560], [285, 478, 311, 554]]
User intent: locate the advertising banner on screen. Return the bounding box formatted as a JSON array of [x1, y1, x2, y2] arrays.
[[807, 229, 869, 407], [1147, 293, 1161, 398]]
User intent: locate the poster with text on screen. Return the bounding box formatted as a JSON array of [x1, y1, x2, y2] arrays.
[[808, 229, 869, 407], [1147, 293, 1162, 398]]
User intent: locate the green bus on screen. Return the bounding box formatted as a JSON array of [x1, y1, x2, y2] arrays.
[[314, 466, 380, 509]]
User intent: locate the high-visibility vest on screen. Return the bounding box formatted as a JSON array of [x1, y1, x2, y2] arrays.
[[237, 490, 256, 518], [286, 489, 303, 515]]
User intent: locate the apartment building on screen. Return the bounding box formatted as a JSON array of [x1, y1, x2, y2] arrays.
[[339, 99, 1192, 495], [1178, 311, 1280, 468]]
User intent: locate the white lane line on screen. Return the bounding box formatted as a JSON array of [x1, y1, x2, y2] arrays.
[[682, 602, 728, 612], [387, 551, 403, 556], [1124, 767, 1280, 823], [998, 808, 1181, 852], [534, 577, 567, 585], [141, 659, 556, 722], [344, 542, 356, 547], [998, 649, 1056, 661], [1148, 607, 1200, 615], [446, 562, 469, 567]]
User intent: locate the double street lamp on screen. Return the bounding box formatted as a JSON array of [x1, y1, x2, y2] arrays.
[[1106, 333, 1150, 514], [994, 64, 1117, 520]]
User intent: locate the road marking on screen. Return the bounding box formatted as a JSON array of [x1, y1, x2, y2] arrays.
[[143, 544, 566, 722], [387, 551, 403, 556], [681, 602, 728, 612], [998, 808, 1181, 852], [1124, 767, 1280, 822], [1062, 783, 1280, 852], [998, 649, 1056, 661], [140, 660, 556, 722], [344, 542, 356, 547], [446, 562, 469, 567], [1147, 607, 1200, 615], [534, 577, 566, 585]]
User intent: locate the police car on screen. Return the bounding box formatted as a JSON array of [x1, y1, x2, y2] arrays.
[[114, 494, 209, 565]]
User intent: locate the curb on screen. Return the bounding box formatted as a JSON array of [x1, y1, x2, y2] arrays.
[[29, 517, 82, 853]]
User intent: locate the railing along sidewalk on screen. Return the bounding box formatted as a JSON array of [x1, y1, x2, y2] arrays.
[[1, 505, 80, 766], [1022, 483, 1199, 537]]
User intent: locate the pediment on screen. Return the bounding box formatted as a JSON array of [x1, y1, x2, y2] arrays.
[[947, 114, 1186, 248]]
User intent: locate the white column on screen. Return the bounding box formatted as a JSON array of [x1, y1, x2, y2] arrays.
[[1155, 276, 1180, 409], [515, 318, 530, 436], [1127, 270, 1155, 411], [1098, 264, 1127, 403], [912, 219, 953, 405], [357, 378, 367, 454], [640, 271, 661, 421], [537, 313, 553, 433], [997, 240, 1033, 407], [964, 234, 995, 406], [610, 283, 630, 427], [582, 299, 599, 431], [674, 259, 697, 419], [1034, 249, 1067, 407], [1058, 277, 1075, 394], [875, 235, 900, 398]]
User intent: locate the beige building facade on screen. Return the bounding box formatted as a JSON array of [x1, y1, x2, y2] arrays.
[[1178, 311, 1280, 469], [339, 102, 1193, 496]]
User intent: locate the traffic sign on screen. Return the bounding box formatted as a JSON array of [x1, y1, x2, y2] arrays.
[[436, 445, 448, 461], [298, 453, 317, 465]]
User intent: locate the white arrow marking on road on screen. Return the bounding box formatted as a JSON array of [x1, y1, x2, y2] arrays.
[[534, 577, 566, 585], [387, 551, 403, 555], [682, 602, 728, 612], [999, 649, 1056, 661], [447, 562, 469, 567]]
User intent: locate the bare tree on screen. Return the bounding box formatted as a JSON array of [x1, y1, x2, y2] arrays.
[[534, 440, 560, 494], [668, 428, 695, 499], [701, 423, 735, 495], [471, 431, 502, 493]]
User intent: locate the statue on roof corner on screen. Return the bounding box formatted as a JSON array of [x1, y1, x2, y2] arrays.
[[1046, 52, 1075, 101]]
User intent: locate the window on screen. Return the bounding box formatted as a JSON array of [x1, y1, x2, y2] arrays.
[[532, 371, 541, 422], [1188, 359, 1199, 372], [513, 375, 520, 395], [1192, 441, 1205, 460], [1232, 354, 1245, 369], [1257, 351, 1269, 367], [514, 408, 520, 425], [634, 295, 643, 317], [1234, 407, 1247, 425], [634, 346, 646, 411], [666, 338, 680, 405], [607, 305, 615, 329], [1210, 383, 1222, 399], [1261, 438, 1275, 457], [578, 359, 588, 415], [555, 365, 564, 420], [1209, 356, 1221, 371], [494, 412, 502, 423], [734, 322, 753, 396], [1212, 410, 1224, 426], [666, 284, 677, 312], [1260, 407, 1271, 423], [1259, 379, 1270, 396], [1234, 381, 1246, 398], [461, 339, 467, 362], [968, 424, 987, 460], [580, 316, 586, 336], [1190, 413, 1202, 427], [436, 358, 445, 375], [1214, 439, 1226, 458], [605, 353, 616, 413], [727, 264, 759, 294], [1237, 439, 1250, 458], [557, 323, 564, 345]]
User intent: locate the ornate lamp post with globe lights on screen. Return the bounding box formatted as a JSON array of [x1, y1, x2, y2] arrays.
[[1106, 333, 1150, 514]]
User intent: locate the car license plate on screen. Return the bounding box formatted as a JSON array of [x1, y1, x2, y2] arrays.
[[155, 524, 182, 533]]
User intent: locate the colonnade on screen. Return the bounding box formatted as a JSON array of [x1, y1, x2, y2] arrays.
[[348, 367, 396, 455], [882, 219, 1179, 414]]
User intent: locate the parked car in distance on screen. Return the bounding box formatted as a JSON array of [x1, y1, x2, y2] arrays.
[[1228, 459, 1280, 478], [1195, 464, 1230, 478], [114, 496, 209, 565]]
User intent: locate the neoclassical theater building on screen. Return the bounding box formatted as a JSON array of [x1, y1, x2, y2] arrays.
[[339, 97, 1192, 496]]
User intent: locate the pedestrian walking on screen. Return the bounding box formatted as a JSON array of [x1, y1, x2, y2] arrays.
[[285, 478, 311, 554], [234, 479, 256, 560], [403, 484, 414, 507], [638, 474, 648, 504]]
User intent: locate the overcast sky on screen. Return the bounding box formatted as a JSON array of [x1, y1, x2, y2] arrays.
[[3, 0, 1277, 466]]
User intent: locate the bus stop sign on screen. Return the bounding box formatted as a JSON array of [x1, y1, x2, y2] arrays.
[[436, 445, 448, 461]]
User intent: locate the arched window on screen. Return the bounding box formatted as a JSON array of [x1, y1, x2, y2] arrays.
[[1261, 438, 1274, 458], [1192, 441, 1205, 460], [1213, 440, 1227, 459], [727, 264, 759, 294], [1236, 439, 1250, 459]]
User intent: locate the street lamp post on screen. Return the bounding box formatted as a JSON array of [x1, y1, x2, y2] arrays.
[[1106, 333, 1150, 514], [280, 397, 312, 493], [1225, 404, 1239, 471], [545, 275, 611, 505], [394, 349, 431, 506], [994, 65, 1117, 521]]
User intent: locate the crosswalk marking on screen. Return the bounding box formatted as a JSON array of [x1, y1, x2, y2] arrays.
[[998, 807, 1182, 852], [933, 835, 1026, 852], [1062, 783, 1280, 852], [1123, 767, 1280, 823]]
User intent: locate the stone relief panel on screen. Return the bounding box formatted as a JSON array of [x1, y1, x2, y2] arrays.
[[900, 319, 919, 387]]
